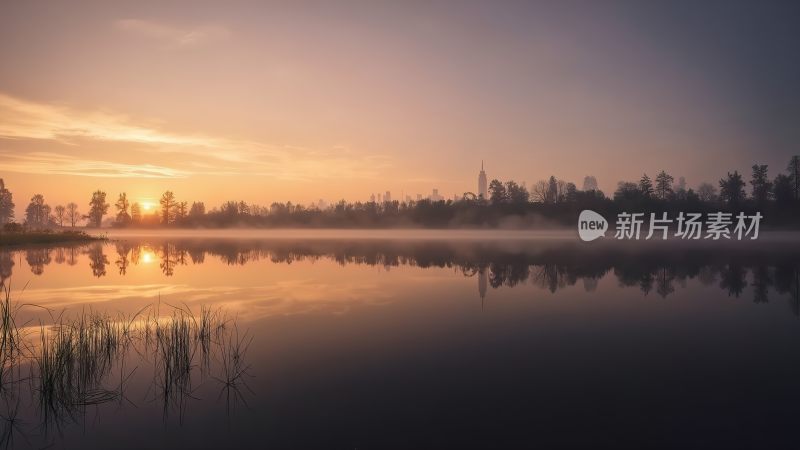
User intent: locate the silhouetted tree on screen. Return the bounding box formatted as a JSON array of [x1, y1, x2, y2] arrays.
[[25, 194, 50, 228], [160, 191, 176, 224], [54, 205, 66, 227], [685, 188, 700, 203], [556, 179, 570, 202], [115, 192, 131, 225], [697, 182, 718, 203], [176, 201, 188, 221], [674, 176, 687, 200], [189, 202, 206, 217], [750, 164, 772, 205], [530, 180, 548, 203], [774, 174, 794, 207], [505, 181, 529, 205], [788, 155, 800, 200], [719, 171, 746, 207], [565, 182, 578, 202], [639, 174, 654, 198], [614, 181, 640, 202], [222, 201, 239, 216], [0, 179, 14, 224], [488, 179, 507, 205], [654, 170, 674, 200], [88, 190, 109, 227], [131, 202, 142, 223], [66, 202, 80, 227]]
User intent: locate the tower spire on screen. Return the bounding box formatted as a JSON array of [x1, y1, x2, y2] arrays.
[[478, 160, 488, 199]]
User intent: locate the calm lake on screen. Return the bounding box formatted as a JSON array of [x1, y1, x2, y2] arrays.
[[1, 230, 800, 449]]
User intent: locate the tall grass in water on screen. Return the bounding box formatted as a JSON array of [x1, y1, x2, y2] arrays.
[[35, 310, 124, 428], [0, 290, 254, 449], [148, 303, 245, 422], [0, 285, 29, 450], [0, 287, 254, 444], [27, 299, 250, 431], [0, 285, 24, 395], [215, 323, 254, 417], [152, 306, 197, 421], [198, 304, 225, 375]]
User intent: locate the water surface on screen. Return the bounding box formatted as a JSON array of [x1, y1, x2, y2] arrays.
[[1, 231, 799, 448]]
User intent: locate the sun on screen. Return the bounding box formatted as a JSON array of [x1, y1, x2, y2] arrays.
[[141, 202, 153, 211]]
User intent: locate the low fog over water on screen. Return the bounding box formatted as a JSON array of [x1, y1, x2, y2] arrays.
[[104, 228, 580, 240]]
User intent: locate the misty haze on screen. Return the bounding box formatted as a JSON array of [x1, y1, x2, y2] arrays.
[[2, 1, 800, 449]]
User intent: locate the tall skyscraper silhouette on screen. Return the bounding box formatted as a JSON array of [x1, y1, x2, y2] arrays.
[[478, 161, 488, 199]]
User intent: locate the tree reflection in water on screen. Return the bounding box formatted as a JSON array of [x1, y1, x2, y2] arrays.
[[1, 238, 799, 313]]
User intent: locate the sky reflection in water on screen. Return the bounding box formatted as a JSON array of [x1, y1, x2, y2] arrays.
[[0, 235, 799, 448]]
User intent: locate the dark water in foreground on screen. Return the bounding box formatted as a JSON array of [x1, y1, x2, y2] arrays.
[[1, 233, 800, 449]]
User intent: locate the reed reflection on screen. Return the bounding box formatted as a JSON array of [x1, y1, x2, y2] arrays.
[[0, 287, 253, 449]]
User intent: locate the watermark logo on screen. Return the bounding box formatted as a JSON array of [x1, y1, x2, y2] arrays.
[[578, 210, 762, 242], [578, 210, 608, 241]]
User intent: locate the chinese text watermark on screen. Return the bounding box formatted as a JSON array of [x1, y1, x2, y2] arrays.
[[578, 210, 762, 242]]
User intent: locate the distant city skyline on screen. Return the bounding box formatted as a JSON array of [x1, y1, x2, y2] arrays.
[[3, 155, 794, 218], [367, 162, 488, 205]]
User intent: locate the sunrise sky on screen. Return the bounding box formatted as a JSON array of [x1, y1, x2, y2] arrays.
[[1, 1, 798, 215]]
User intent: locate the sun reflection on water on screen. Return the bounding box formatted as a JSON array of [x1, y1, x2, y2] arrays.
[[141, 249, 155, 264]]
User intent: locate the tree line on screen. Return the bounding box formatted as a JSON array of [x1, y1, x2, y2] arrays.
[[0, 156, 798, 230]]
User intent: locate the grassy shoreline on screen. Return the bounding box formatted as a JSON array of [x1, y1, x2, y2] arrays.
[[0, 230, 106, 246]]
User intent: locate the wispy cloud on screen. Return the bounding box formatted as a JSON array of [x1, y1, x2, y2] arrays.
[[0, 151, 188, 178], [0, 93, 213, 147], [114, 19, 230, 48], [0, 93, 391, 180]]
